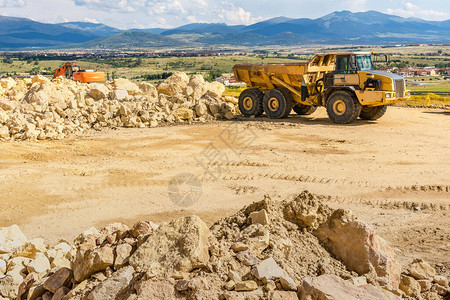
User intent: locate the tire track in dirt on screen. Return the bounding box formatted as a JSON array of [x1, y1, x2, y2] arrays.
[[210, 165, 450, 194], [205, 161, 449, 211]]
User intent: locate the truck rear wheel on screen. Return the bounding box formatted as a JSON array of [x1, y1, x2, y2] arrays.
[[326, 91, 362, 124], [238, 88, 264, 117], [359, 105, 387, 120], [263, 88, 293, 119], [293, 104, 317, 115]]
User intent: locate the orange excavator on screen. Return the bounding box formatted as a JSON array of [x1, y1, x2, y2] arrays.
[[53, 62, 105, 83]]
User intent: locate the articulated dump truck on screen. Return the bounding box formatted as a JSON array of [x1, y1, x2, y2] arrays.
[[233, 52, 410, 124]]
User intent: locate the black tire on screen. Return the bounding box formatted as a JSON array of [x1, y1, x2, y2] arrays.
[[262, 88, 293, 119], [293, 104, 317, 115], [359, 105, 388, 120], [238, 88, 264, 117], [326, 91, 362, 124]]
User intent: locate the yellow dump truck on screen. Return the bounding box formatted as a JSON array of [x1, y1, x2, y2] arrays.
[[233, 52, 410, 123]]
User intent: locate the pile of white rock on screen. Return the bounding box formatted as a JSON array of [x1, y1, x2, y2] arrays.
[[0, 72, 238, 141], [2, 192, 448, 299]]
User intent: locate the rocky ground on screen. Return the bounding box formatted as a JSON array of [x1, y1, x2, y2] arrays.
[[1, 192, 448, 300], [0, 74, 449, 299]]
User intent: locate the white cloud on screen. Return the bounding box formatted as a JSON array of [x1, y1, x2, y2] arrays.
[[74, 0, 135, 12], [84, 17, 99, 23], [343, 0, 367, 11], [0, 0, 26, 7], [386, 1, 450, 21], [219, 3, 262, 25], [72, 0, 262, 26]]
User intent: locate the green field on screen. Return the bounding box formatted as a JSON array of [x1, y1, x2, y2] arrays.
[[0, 55, 302, 82], [406, 77, 450, 93]]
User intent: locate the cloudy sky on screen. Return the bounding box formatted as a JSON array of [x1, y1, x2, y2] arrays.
[[0, 0, 449, 29]]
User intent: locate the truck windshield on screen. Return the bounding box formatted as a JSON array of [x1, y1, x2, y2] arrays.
[[356, 56, 374, 71]]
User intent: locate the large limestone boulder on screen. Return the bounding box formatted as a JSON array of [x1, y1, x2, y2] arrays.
[[172, 107, 194, 120], [133, 280, 176, 299], [15, 238, 46, 258], [26, 252, 50, 274], [129, 216, 210, 273], [195, 103, 208, 117], [113, 78, 140, 96], [314, 209, 401, 290], [24, 81, 73, 108], [206, 81, 225, 98], [89, 83, 109, 101], [251, 257, 296, 290], [284, 192, 331, 230], [31, 75, 49, 84], [46, 241, 74, 269], [157, 72, 189, 96], [186, 75, 208, 101], [0, 225, 29, 254], [139, 82, 158, 101], [0, 275, 20, 299], [0, 111, 8, 123], [298, 274, 400, 300], [87, 265, 134, 300], [0, 100, 18, 111], [0, 78, 16, 90], [110, 89, 129, 101], [399, 275, 421, 297], [408, 259, 436, 280], [0, 126, 8, 139], [73, 245, 115, 282], [0, 260, 6, 275]]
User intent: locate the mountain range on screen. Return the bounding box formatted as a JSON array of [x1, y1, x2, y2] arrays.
[[0, 11, 449, 50]]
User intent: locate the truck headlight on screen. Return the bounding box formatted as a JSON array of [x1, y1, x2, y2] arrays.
[[385, 93, 391, 98]]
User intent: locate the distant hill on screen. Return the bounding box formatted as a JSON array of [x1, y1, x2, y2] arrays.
[[59, 22, 121, 37], [160, 23, 245, 35], [0, 11, 449, 49], [70, 11, 450, 48], [70, 31, 185, 49], [0, 16, 106, 49], [239, 11, 450, 43], [240, 16, 295, 33], [130, 28, 167, 34]]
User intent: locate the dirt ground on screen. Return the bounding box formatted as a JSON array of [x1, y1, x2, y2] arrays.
[[0, 106, 449, 274]]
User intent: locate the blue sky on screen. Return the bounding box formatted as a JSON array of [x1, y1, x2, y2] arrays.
[[0, 0, 449, 29]]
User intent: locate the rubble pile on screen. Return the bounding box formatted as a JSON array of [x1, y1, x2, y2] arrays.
[[0, 73, 238, 141], [0, 191, 448, 299]]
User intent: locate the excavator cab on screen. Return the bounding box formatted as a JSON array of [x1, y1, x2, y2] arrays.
[[65, 64, 80, 79]]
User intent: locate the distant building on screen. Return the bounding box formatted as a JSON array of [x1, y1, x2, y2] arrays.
[[394, 67, 436, 76], [216, 76, 245, 86]]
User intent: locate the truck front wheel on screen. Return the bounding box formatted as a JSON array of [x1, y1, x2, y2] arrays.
[[293, 104, 317, 115], [238, 88, 264, 117], [326, 91, 362, 124], [359, 105, 387, 120], [263, 88, 293, 119]]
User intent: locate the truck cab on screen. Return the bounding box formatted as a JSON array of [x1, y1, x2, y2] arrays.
[[321, 53, 410, 122]]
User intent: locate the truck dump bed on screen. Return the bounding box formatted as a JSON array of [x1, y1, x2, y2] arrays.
[[233, 63, 308, 90], [233, 54, 336, 91]]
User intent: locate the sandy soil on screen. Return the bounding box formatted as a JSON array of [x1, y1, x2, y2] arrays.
[[0, 106, 449, 274]]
